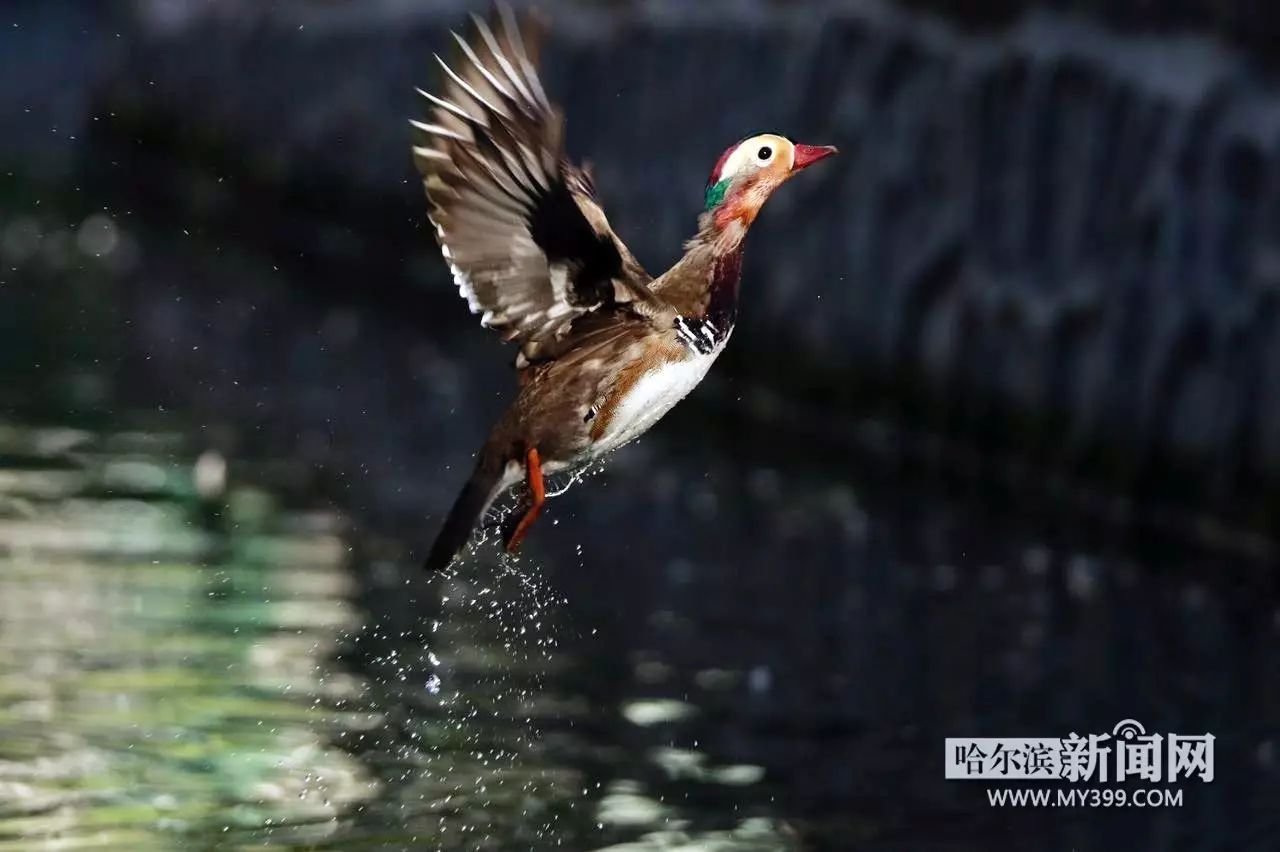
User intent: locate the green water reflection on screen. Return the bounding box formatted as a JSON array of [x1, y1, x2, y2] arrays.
[[0, 425, 374, 849], [0, 425, 793, 851]]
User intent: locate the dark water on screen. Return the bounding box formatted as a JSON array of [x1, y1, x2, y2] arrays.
[[0, 411, 1276, 850]]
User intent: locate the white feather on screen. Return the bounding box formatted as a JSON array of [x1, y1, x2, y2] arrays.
[[592, 337, 731, 457]]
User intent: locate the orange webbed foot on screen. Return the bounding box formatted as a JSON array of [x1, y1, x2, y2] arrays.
[[504, 446, 545, 553]]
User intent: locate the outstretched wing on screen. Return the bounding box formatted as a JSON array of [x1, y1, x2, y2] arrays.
[[413, 7, 670, 363]]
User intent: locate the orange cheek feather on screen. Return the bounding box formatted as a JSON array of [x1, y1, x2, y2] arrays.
[[713, 167, 786, 229]]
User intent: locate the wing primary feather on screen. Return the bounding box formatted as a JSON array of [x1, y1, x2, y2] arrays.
[[497, 4, 551, 111], [433, 161, 527, 215], [512, 139, 551, 191], [412, 146, 452, 163], [426, 100, 495, 151], [409, 119, 468, 143], [434, 207, 521, 238], [480, 117, 546, 193], [416, 88, 481, 124], [435, 171, 529, 219], [450, 30, 519, 106], [433, 178, 526, 222], [469, 13, 537, 108], [451, 142, 533, 208], [435, 54, 511, 120]]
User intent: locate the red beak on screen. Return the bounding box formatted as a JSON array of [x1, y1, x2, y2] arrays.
[[792, 144, 838, 171]]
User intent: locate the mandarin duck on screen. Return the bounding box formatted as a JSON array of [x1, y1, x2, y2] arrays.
[[416, 7, 836, 572]]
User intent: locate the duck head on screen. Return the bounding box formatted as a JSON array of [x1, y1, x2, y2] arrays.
[[702, 134, 838, 231]]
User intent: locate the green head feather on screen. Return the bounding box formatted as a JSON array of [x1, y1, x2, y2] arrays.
[[704, 178, 731, 211]]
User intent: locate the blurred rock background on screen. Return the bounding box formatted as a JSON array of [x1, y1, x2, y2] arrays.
[[5, 0, 1280, 532]]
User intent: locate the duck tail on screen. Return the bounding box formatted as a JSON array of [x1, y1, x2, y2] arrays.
[[424, 438, 510, 573]]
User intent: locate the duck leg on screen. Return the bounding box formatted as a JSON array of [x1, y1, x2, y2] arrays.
[[504, 446, 546, 553]]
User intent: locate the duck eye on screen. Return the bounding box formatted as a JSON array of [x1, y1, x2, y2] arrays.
[[757, 146, 773, 161]]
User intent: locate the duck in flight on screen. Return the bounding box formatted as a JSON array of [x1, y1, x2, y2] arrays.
[[415, 7, 837, 572]]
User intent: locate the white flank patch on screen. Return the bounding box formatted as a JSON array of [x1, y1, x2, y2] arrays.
[[592, 338, 730, 457]]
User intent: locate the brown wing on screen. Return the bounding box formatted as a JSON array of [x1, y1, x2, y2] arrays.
[[412, 7, 671, 364]]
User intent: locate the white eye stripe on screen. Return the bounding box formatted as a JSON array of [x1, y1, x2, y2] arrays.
[[716, 145, 752, 183], [717, 135, 789, 182]]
